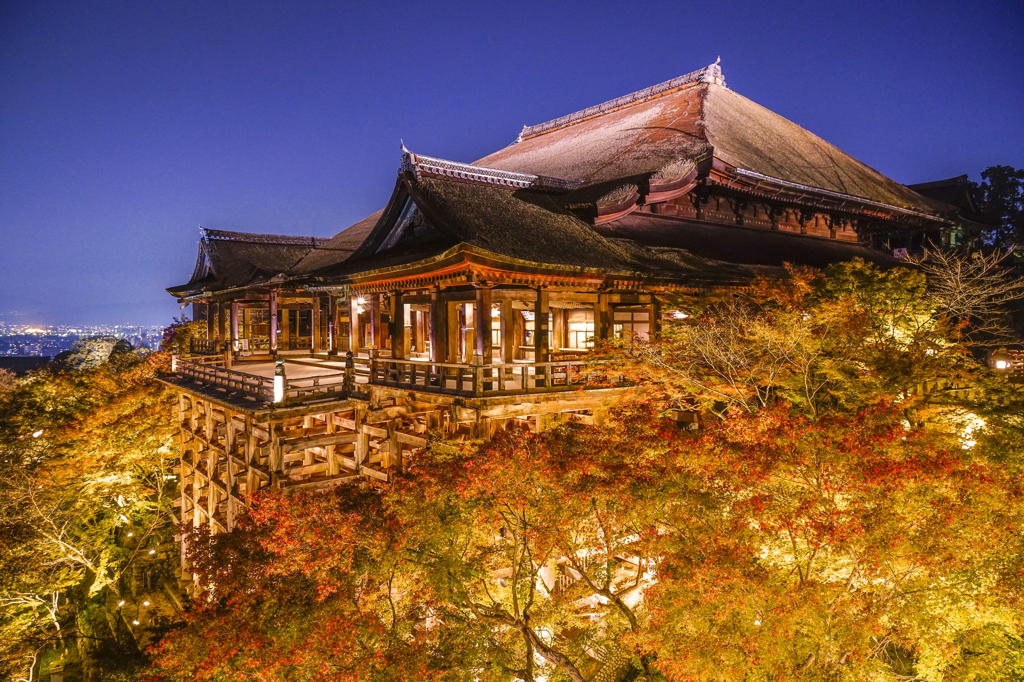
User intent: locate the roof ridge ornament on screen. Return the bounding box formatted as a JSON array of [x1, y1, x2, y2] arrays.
[[399, 147, 582, 192], [516, 60, 726, 142]]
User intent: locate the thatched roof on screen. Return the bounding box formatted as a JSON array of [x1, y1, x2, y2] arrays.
[[407, 176, 634, 271], [290, 210, 384, 274], [317, 169, 896, 286], [167, 228, 325, 296], [477, 62, 948, 216]]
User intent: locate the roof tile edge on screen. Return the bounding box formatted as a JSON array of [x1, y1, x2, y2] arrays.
[[516, 59, 725, 142], [401, 150, 583, 192], [201, 228, 328, 246]]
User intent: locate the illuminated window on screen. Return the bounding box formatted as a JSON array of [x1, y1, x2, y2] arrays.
[[566, 309, 594, 349], [613, 309, 650, 340]]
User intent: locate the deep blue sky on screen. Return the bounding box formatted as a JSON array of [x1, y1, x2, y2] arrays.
[[2, 0, 1022, 326]]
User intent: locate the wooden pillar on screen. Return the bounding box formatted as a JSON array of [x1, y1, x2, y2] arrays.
[[648, 294, 661, 339], [429, 289, 447, 364], [474, 286, 492, 363], [450, 303, 463, 363], [205, 401, 217, 533], [552, 306, 565, 352], [354, 408, 367, 474], [350, 295, 361, 352], [245, 415, 257, 500], [388, 420, 402, 473], [312, 297, 321, 352], [596, 293, 612, 341], [534, 288, 550, 363], [269, 424, 283, 488], [281, 307, 291, 351], [369, 295, 380, 349], [206, 305, 214, 340], [189, 398, 201, 534], [391, 291, 405, 360], [500, 300, 515, 364], [409, 310, 420, 355], [326, 412, 338, 476], [269, 289, 279, 353], [224, 409, 236, 531], [327, 296, 336, 353], [177, 394, 188, 572], [417, 310, 428, 355], [230, 301, 239, 352]]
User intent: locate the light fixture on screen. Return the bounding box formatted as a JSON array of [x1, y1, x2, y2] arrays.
[[32, 430, 43, 438], [148, 549, 156, 555], [132, 620, 139, 625], [118, 600, 125, 607], [273, 360, 286, 403], [990, 349, 1014, 372], [671, 310, 688, 320], [143, 601, 150, 607]]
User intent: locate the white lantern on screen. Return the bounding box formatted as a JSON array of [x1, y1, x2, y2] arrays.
[[273, 360, 286, 403]]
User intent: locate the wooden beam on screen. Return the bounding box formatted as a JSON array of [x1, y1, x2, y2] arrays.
[[281, 432, 358, 454]]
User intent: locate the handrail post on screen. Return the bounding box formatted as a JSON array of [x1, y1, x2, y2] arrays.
[[344, 351, 355, 395], [471, 354, 483, 396], [368, 348, 379, 385]]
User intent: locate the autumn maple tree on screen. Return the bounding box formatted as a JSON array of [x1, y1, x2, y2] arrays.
[[147, 259, 1024, 681], [0, 342, 178, 681]]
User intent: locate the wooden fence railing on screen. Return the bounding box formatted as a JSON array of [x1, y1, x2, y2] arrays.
[[369, 357, 624, 397], [172, 352, 625, 405], [175, 357, 275, 402]]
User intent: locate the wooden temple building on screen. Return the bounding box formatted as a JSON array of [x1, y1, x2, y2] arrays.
[[162, 61, 983, 556]]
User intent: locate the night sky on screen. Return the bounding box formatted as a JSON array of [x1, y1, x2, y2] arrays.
[[2, 0, 1022, 327]]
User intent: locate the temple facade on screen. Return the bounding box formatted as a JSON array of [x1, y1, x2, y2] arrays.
[[162, 61, 982, 559]]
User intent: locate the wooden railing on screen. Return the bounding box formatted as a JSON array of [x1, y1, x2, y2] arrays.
[[172, 352, 623, 405], [190, 338, 221, 355], [175, 357, 275, 402], [281, 373, 347, 404], [369, 357, 624, 397]]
